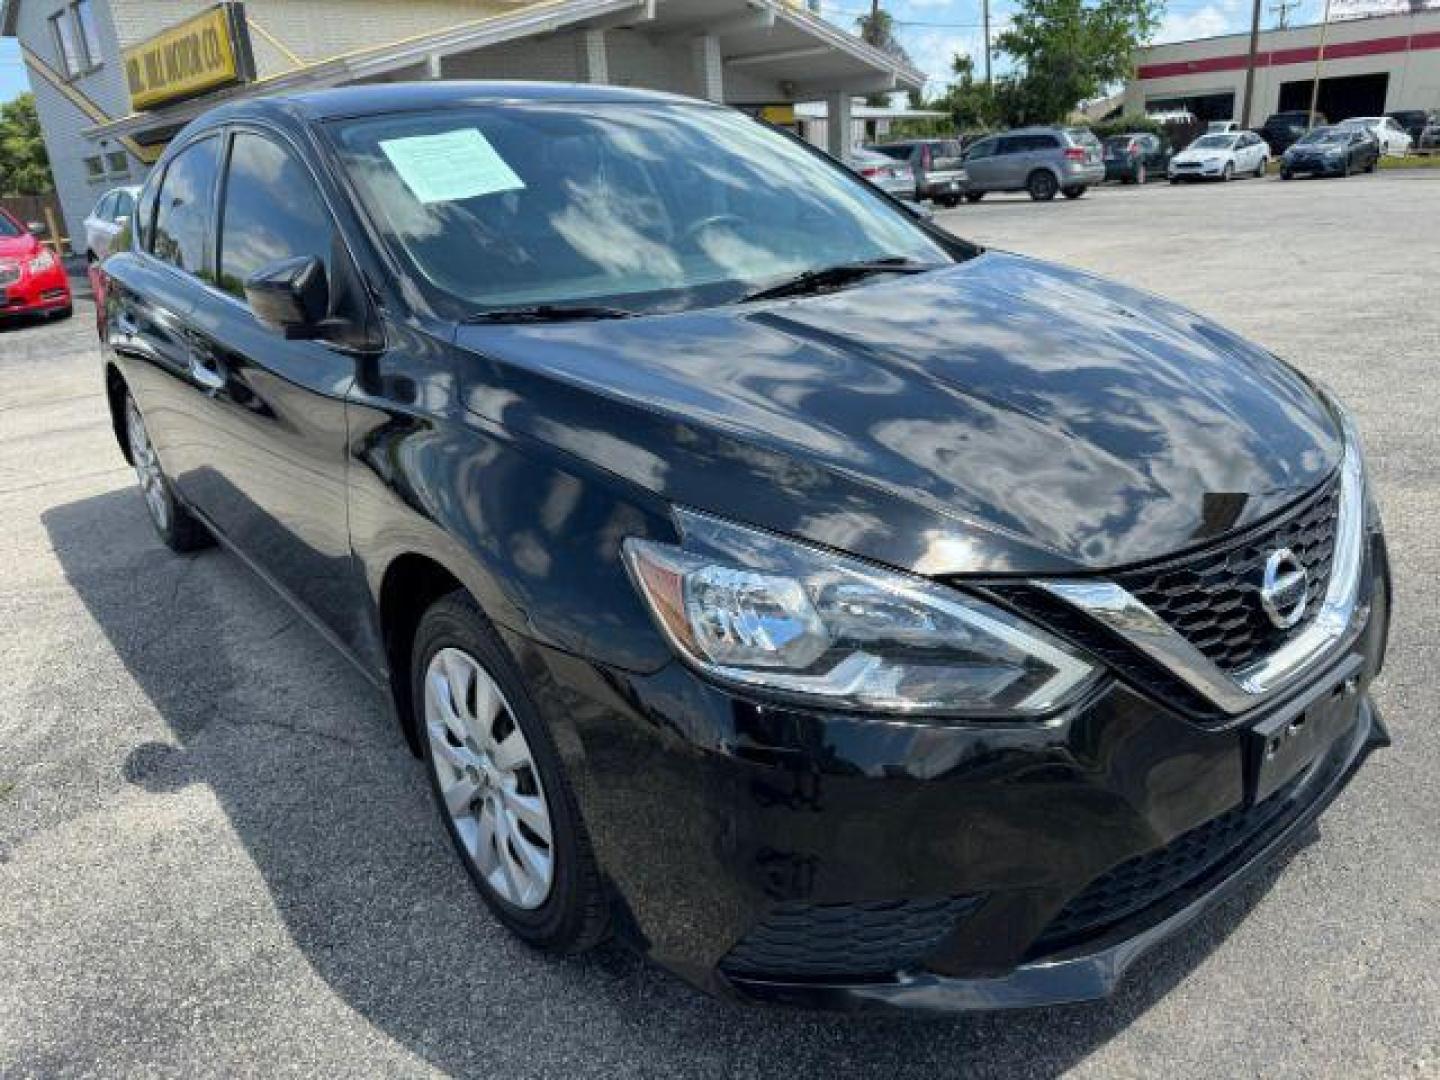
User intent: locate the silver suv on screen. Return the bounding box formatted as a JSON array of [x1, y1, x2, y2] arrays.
[[961, 127, 1105, 202]]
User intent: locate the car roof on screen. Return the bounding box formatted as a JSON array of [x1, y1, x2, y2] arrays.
[[190, 80, 710, 129]]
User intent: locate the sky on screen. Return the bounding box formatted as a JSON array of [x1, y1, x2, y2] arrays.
[[814, 0, 1333, 90], [0, 0, 1350, 107]]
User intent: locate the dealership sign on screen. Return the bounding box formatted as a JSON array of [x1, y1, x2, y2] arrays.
[[124, 2, 256, 111], [1333, 0, 1439, 16]]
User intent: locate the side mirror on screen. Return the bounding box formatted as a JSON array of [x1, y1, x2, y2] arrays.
[[244, 255, 330, 339], [26, 221, 47, 237]]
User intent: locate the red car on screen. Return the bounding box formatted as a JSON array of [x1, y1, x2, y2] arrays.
[[0, 208, 72, 321]]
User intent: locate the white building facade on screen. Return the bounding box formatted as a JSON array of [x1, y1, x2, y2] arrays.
[[1125, 8, 1440, 126], [2, 0, 922, 251]]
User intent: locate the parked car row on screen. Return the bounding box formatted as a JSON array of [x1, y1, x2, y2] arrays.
[[862, 127, 1104, 204], [863, 138, 968, 206]]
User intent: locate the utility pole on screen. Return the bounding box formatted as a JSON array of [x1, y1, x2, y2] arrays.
[[1307, 0, 1334, 130], [983, 0, 992, 85], [1239, 0, 1263, 128]]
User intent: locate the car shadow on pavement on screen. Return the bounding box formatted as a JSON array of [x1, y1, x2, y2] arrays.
[[43, 486, 1319, 1078]]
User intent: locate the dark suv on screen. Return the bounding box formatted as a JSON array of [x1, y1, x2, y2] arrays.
[[1260, 110, 1328, 154], [98, 82, 1390, 1014]]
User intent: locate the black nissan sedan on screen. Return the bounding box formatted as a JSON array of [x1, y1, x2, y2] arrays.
[[97, 82, 1390, 1013]]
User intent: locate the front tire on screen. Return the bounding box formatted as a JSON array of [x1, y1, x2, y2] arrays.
[[1221, 162, 1233, 182], [123, 392, 211, 553], [413, 591, 609, 953], [1061, 185, 1085, 199], [1027, 171, 1058, 201]]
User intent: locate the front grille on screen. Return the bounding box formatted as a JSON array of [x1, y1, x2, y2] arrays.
[[1031, 765, 1315, 954], [0, 260, 19, 287], [720, 895, 980, 981], [1112, 476, 1340, 672]]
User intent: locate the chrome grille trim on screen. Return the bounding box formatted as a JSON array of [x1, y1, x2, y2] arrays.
[[1032, 431, 1365, 716]]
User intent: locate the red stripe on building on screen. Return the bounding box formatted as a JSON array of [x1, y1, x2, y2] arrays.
[[1137, 30, 1440, 80]]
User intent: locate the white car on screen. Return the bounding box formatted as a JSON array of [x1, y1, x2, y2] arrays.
[[81, 185, 141, 263], [1168, 130, 1270, 182], [1338, 116, 1412, 156]]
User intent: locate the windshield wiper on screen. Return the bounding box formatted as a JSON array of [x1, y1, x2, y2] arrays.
[[740, 257, 944, 303], [462, 303, 638, 324]]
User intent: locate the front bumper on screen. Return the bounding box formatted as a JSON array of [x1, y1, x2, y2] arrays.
[[505, 531, 1390, 1013], [1169, 161, 1226, 180], [1284, 156, 1344, 176], [0, 257, 72, 317]]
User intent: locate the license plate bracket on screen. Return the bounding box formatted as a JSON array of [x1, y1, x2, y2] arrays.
[[1246, 654, 1363, 804]]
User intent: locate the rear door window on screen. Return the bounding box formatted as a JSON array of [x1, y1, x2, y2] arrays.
[[151, 137, 221, 280]]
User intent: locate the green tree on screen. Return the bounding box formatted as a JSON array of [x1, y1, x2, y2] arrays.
[[0, 94, 54, 196], [855, 10, 912, 106], [939, 53, 997, 130], [991, 0, 1160, 126]]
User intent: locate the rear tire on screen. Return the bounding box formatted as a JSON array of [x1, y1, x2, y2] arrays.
[[1061, 186, 1085, 199], [965, 191, 985, 203], [123, 392, 212, 553], [1255, 157, 1268, 178], [413, 591, 609, 954], [1027, 171, 1058, 201]]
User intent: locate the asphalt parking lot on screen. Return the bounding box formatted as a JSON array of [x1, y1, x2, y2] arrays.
[[2, 171, 1437, 1078]]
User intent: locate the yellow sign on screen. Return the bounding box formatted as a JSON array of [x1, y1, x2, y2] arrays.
[[124, 3, 255, 111], [759, 105, 797, 125]]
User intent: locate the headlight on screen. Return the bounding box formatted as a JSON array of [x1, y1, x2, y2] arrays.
[[28, 249, 56, 274], [624, 510, 1100, 717]]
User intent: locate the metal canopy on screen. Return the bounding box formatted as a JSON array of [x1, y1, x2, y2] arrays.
[[82, 0, 923, 145]]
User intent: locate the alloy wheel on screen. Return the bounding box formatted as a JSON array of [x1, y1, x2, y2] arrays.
[[424, 646, 555, 910], [125, 396, 170, 531]]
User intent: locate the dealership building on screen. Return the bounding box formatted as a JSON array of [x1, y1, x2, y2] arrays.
[[1125, 7, 1440, 125], [1, 0, 922, 252]]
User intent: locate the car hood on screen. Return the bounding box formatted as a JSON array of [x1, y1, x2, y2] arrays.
[[0, 233, 39, 259], [455, 252, 1341, 576]]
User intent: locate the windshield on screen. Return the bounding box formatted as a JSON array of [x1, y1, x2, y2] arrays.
[[1190, 134, 1236, 149], [0, 212, 22, 239], [1297, 128, 1342, 145], [329, 103, 952, 316]]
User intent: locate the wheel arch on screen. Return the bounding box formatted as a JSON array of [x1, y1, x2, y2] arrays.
[[377, 551, 469, 756]]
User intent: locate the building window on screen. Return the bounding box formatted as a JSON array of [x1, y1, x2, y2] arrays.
[[83, 155, 105, 181], [105, 150, 130, 178], [49, 9, 82, 77], [50, 2, 103, 79], [73, 0, 104, 70]]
